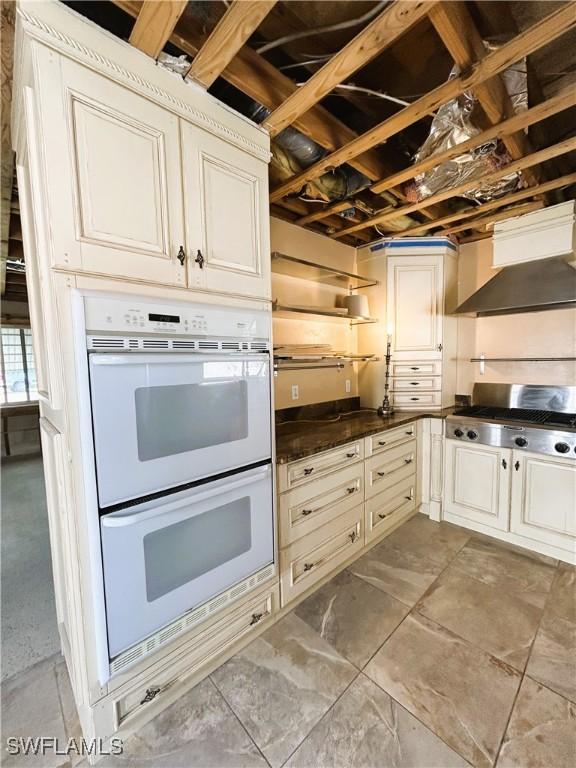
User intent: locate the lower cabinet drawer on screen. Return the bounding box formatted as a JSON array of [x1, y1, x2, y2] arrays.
[[366, 422, 416, 458], [365, 440, 417, 499], [278, 463, 364, 547], [114, 584, 278, 727], [392, 391, 442, 408], [392, 377, 441, 392], [365, 476, 416, 544], [279, 440, 364, 492], [280, 505, 364, 607]]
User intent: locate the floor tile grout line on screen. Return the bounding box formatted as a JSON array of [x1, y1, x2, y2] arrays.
[[277, 670, 361, 768], [522, 673, 576, 706], [492, 562, 571, 766], [364, 612, 523, 768], [208, 674, 273, 768]]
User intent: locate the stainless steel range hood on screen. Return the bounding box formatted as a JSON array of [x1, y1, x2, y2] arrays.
[[454, 255, 576, 317]]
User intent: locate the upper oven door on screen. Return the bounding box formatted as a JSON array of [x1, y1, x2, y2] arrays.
[[89, 352, 271, 507]]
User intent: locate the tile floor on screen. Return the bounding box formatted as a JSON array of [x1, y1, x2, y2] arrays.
[[2, 514, 575, 768]]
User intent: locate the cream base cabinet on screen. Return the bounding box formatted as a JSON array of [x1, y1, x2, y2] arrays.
[[181, 121, 271, 299], [511, 451, 576, 553], [34, 50, 187, 287], [443, 439, 511, 531]]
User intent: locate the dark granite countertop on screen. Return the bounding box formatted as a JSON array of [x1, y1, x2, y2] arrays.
[[275, 407, 455, 464]]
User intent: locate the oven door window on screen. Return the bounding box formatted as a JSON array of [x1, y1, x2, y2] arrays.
[[135, 380, 248, 461], [143, 496, 251, 600]]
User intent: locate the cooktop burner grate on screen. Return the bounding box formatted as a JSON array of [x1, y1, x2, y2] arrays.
[[453, 406, 576, 428]]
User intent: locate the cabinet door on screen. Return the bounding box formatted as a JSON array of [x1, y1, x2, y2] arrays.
[[37, 53, 186, 286], [181, 121, 271, 299], [511, 452, 576, 552], [443, 440, 511, 531], [387, 256, 443, 359]]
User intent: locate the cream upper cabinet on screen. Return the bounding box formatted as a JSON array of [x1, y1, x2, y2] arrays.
[[511, 451, 576, 552], [181, 121, 271, 300], [387, 255, 443, 360], [443, 439, 511, 531], [37, 53, 187, 287]]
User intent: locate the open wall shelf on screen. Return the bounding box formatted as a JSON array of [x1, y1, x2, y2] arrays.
[[271, 252, 379, 290], [273, 301, 378, 325]]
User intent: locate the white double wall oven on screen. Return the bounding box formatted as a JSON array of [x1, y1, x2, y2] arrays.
[[80, 294, 274, 666]]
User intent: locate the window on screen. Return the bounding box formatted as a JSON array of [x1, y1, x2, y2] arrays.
[[0, 328, 38, 404]]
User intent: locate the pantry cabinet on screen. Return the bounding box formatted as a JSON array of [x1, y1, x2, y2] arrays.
[[181, 122, 271, 299], [443, 439, 511, 531], [511, 451, 576, 552]]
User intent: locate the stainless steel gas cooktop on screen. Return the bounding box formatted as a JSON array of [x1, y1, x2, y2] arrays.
[[446, 384, 576, 459]]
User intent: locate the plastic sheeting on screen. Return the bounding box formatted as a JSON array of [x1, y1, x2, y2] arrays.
[[407, 44, 528, 204]]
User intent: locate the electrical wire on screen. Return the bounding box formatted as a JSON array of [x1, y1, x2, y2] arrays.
[[331, 84, 410, 106], [256, 1, 388, 55], [277, 408, 378, 425]]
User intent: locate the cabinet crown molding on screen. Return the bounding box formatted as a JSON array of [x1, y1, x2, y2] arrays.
[[16, 2, 271, 163]]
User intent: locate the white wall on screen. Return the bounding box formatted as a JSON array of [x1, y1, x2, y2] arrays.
[[456, 238, 576, 394]]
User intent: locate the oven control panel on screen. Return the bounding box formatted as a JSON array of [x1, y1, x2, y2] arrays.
[[84, 295, 270, 340], [447, 419, 576, 459]]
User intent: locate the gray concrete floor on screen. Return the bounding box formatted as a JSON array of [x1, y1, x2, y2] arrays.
[[1, 456, 60, 681]]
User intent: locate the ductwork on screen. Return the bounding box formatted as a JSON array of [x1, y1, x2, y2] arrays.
[[454, 255, 576, 316]]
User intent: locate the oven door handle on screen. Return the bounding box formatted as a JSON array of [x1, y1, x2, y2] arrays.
[[89, 353, 269, 366], [101, 464, 271, 528]]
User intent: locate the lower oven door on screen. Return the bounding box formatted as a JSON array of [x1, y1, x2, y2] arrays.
[[89, 352, 271, 508], [101, 463, 274, 658]]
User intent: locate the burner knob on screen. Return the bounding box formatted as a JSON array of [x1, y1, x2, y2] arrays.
[[555, 442, 570, 454], [454, 428, 464, 438], [467, 430, 479, 440], [515, 437, 528, 448]]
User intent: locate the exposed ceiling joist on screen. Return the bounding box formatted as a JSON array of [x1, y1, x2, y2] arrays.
[[186, 0, 278, 89], [371, 86, 575, 195], [128, 0, 187, 59], [429, 1, 539, 186], [263, 0, 434, 137], [441, 200, 545, 235], [390, 172, 576, 237], [269, 4, 576, 203], [332, 136, 576, 237]]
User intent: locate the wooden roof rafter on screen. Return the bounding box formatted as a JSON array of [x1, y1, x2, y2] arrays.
[[269, 3, 576, 203], [429, 1, 540, 187], [331, 136, 576, 238], [129, 0, 187, 58]]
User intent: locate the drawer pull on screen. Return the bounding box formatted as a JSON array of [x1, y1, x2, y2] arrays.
[[303, 562, 314, 572], [410, 382, 419, 386], [404, 458, 413, 464], [347, 486, 356, 494], [301, 509, 313, 516], [140, 686, 161, 705], [348, 530, 359, 543], [406, 430, 414, 435], [250, 612, 264, 626], [303, 467, 314, 476], [378, 440, 387, 446], [410, 367, 419, 371], [378, 512, 390, 520], [405, 494, 414, 501], [377, 471, 386, 477], [410, 397, 419, 401], [346, 452, 357, 458]]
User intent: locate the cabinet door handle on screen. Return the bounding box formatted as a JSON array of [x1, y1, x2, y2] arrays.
[[303, 562, 314, 572], [177, 246, 186, 265], [250, 612, 264, 626], [502, 458, 507, 469], [301, 509, 313, 516], [303, 467, 314, 476], [140, 686, 162, 705], [195, 249, 205, 269], [515, 460, 520, 471], [437, 343, 443, 352], [346, 452, 356, 458]]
